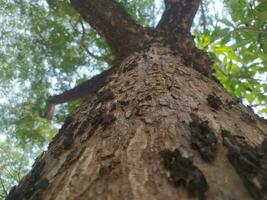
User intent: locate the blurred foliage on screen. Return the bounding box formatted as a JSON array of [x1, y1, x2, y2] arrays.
[[0, 0, 266, 198], [0, 141, 35, 199]]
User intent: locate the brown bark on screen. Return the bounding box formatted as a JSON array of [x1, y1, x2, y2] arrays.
[[7, 1, 267, 200], [156, 0, 213, 78], [70, 0, 147, 60], [157, 0, 201, 32], [9, 42, 267, 200], [48, 67, 116, 104]]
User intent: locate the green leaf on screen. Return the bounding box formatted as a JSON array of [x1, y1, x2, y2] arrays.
[[220, 18, 235, 27]]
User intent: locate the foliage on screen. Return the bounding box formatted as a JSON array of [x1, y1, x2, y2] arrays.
[[0, 141, 33, 199], [194, 0, 267, 115], [0, 0, 266, 198]]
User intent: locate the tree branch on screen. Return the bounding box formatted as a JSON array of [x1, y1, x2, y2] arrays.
[[44, 66, 116, 119], [70, 0, 146, 60], [156, 0, 213, 77], [157, 0, 201, 33], [79, 21, 103, 60]]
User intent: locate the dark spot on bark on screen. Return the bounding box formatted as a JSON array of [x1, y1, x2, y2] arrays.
[[99, 165, 112, 177], [97, 89, 114, 102], [135, 106, 147, 116], [226, 97, 241, 109], [138, 94, 153, 105], [189, 117, 218, 162], [25, 178, 49, 200], [78, 105, 115, 137], [192, 63, 209, 77], [109, 103, 116, 112], [207, 94, 222, 110], [160, 149, 208, 199], [118, 98, 129, 106], [77, 118, 90, 135], [102, 113, 116, 129], [48, 116, 74, 149], [125, 80, 130, 86], [61, 116, 75, 130], [226, 100, 234, 109], [222, 130, 267, 200], [145, 95, 152, 101], [51, 146, 63, 159], [64, 147, 85, 167], [85, 106, 106, 136], [62, 132, 74, 150], [173, 51, 178, 56], [122, 60, 137, 72], [99, 160, 120, 178], [24, 160, 46, 186], [89, 106, 106, 122], [49, 117, 78, 154]]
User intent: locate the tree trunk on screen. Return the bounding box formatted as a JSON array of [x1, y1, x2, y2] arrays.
[[7, 1, 267, 200]]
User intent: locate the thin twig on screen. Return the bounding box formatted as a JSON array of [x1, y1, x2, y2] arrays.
[[79, 21, 102, 60], [248, 2, 256, 21], [0, 176, 8, 198], [70, 19, 102, 60], [236, 27, 267, 34], [200, 0, 207, 32], [250, 102, 267, 107]]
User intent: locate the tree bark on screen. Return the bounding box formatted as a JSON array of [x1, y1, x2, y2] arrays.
[[70, 0, 147, 60], [7, 0, 267, 200], [157, 0, 201, 32]]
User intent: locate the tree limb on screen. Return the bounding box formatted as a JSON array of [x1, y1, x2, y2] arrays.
[[157, 0, 201, 33], [44, 67, 116, 119], [156, 0, 213, 77], [70, 0, 146, 60]]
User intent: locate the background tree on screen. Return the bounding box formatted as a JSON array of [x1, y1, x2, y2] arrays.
[[0, 0, 266, 199]]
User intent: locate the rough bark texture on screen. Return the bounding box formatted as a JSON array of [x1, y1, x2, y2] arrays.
[[70, 0, 147, 60], [8, 41, 267, 200], [157, 0, 201, 32], [8, 0, 267, 200]]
